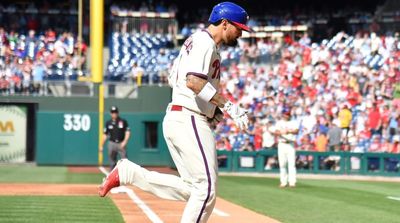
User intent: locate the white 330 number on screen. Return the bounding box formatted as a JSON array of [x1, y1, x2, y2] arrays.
[[63, 114, 91, 131]]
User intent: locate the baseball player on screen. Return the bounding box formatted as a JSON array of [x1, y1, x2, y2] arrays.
[[99, 2, 250, 223], [271, 109, 299, 188]]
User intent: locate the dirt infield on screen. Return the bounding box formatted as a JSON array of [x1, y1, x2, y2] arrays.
[[111, 186, 279, 223], [0, 183, 280, 223], [0, 184, 97, 195]]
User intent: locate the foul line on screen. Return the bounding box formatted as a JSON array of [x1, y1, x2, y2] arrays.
[[99, 167, 229, 219], [387, 196, 400, 201], [98, 167, 164, 223], [213, 208, 230, 217], [98, 166, 109, 175]]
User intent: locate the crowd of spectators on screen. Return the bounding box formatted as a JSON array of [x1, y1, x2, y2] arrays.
[[1, 21, 399, 158], [0, 27, 87, 94], [110, 0, 178, 15], [0, 1, 83, 35], [213, 31, 400, 157], [1, 1, 399, 158], [106, 0, 398, 40]]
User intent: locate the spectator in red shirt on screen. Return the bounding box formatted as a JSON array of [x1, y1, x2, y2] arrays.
[[302, 47, 311, 66], [359, 127, 372, 140], [292, 69, 302, 90], [253, 123, 263, 151], [346, 87, 361, 107], [368, 104, 382, 135], [381, 104, 391, 125], [284, 34, 293, 45]]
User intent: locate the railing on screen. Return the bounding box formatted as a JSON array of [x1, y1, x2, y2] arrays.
[[0, 80, 141, 98], [111, 11, 178, 35], [217, 150, 400, 176]]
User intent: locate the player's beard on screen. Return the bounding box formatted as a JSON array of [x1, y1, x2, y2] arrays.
[[225, 39, 238, 47]]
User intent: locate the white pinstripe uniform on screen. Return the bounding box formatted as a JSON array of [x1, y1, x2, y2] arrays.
[[274, 119, 298, 186], [117, 30, 221, 223]]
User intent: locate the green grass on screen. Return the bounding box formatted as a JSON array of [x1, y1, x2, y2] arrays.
[[0, 166, 104, 184], [2, 166, 400, 222], [0, 166, 123, 223], [218, 176, 400, 223], [0, 196, 124, 223]]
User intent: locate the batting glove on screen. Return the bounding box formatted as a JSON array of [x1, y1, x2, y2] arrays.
[[223, 101, 249, 131]]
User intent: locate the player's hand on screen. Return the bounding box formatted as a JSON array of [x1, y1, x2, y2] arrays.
[[120, 142, 127, 149], [235, 113, 249, 131], [99, 147, 103, 152], [208, 107, 224, 126], [223, 101, 249, 131]]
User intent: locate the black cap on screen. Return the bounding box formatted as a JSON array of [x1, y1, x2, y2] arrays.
[[110, 106, 119, 113]]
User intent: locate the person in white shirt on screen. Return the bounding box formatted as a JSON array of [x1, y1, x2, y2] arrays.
[[262, 120, 275, 149], [271, 109, 299, 188]]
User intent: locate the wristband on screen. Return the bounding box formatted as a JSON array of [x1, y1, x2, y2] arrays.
[[197, 82, 217, 102]]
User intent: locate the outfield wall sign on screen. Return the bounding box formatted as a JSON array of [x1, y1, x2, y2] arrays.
[[63, 114, 91, 131], [0, 105, 27, 162]]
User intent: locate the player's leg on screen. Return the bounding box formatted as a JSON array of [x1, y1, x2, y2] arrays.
[[117, 158, 191, 200], [287, 146, 297, 186], [177, 115, 217, 223], [100, 145, 192, 200], [278, 143, 288, 187], [100, 113, 218, 223], [100, 114, 193, 199], [112, 112, 210, 202], [98, 142, 120, 196]]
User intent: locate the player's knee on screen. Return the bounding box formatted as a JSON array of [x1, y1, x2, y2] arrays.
[[208, 188, 217, 205], [117, 159, 141, 185], [194, 179, 217, 203], [205, 187, 217, 214]]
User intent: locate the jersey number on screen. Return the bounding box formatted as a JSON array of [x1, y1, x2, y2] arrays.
[[64, 114, 91, 131], [183, 36, 193, 54], [211, 59, 220, 79]]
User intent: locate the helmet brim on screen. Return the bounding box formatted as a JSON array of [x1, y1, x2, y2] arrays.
[[231, 21, 251, 32]]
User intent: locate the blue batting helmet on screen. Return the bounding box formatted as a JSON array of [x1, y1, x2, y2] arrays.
[[208, 2, 250, 32]]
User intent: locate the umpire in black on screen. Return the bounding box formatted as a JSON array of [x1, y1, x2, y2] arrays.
[[100, 106, 131, 170]]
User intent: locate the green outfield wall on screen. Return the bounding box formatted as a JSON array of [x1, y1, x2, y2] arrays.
[[217, 150, 400, 176], [0, 86, 174, 166]]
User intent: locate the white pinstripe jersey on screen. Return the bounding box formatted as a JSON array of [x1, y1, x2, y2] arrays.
[[168, 30, 221, 118]]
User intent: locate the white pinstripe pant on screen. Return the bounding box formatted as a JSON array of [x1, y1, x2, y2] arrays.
[[118, 110, 217, 223], [278, 142, 297, 186]]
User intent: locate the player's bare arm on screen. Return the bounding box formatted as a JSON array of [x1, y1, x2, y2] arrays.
[[186, 73, 227, 108], [186, 73, 249, 131]]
